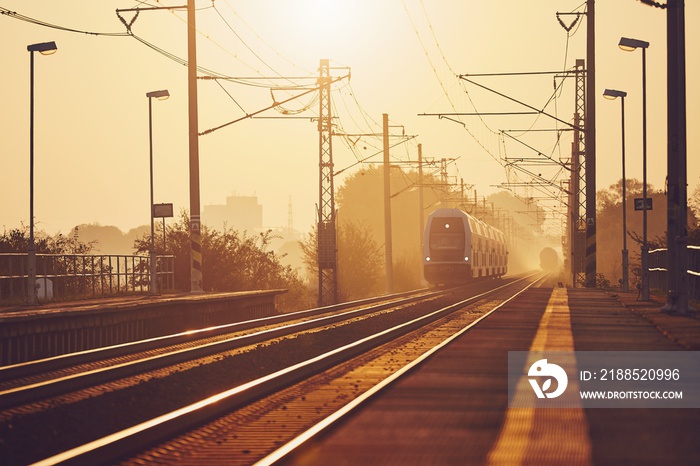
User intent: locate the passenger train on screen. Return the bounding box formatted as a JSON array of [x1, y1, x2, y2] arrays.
[[423, 208, 508, 285]]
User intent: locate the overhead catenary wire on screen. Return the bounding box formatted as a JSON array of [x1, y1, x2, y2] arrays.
[[199, 72, 350, 136], [401, 0, 502, 166], [0, 5, 247, 81], [2, 3, 404, 175], [118, 3, 324, 109], [1, 7, 129, 36], [401, 0, 585, 233], [220, 0, 313, 76]]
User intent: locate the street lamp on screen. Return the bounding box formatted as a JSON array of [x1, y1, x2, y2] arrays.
[[619, 36, 650, 301], [603, 88, 629, 293], [146, 89, 170, 295], [27, 41, 58, 305]]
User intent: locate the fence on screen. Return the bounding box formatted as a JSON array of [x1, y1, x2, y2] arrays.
[[0, 253, 175, 304], [648, 245, 700, 301]]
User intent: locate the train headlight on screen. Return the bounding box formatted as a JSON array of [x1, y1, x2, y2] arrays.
[[425, 256, 431, 262], [464, 256, 469, 261]]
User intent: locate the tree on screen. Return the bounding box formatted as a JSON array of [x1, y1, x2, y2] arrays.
[[690, 184, 700, 221], [337, 221, 384, 300], [595, 178, 698, 287], [334, 166, 449, 291], [299, 221, 383, 302], [0, 226, 97, 300], [133, 211, 314, 312], [0, 225, 95, 255], [596, 178, 645, 212]]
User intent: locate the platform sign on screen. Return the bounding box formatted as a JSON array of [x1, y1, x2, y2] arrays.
[[634, 198, 652, 211], [153, 203, 174, 218]]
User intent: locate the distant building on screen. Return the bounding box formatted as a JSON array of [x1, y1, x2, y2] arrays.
[[203, 195, 263, 232]]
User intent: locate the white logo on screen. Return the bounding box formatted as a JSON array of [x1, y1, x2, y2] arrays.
[[528, 359, 568, 399]]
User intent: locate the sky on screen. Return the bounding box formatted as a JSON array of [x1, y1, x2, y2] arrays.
[[1, 0, 698, 240]]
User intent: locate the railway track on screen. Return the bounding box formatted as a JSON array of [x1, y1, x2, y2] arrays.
[[0, 274, 543, 465], [0, 287, 445, 410]]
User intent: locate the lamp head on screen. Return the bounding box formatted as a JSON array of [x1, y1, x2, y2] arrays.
[[603, 89, 627, 100], [618, 37, 649, 52], [27, 41, 58, 55], [146, 89, 170, 100]]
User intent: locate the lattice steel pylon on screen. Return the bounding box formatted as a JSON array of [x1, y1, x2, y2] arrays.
[[317, 59, 338, 306], [570, 59, 587, 287]]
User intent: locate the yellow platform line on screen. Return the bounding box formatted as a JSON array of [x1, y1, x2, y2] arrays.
[[487, 287, 592, 466]]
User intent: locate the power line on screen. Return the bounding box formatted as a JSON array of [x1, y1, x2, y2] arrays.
[[1, 7, 130, 36], [212, 4, 291, 83], [401, 0, 501, 165], [220, 0, 312, 75]]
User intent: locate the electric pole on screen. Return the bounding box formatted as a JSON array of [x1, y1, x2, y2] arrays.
[[188, 0, 203, 292], [662, 0, 689, 313], [584, 0, 597, 288], [383, 113, 394, 294], [317, 59, 338, 306]]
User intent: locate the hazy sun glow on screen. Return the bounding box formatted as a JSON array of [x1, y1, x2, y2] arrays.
[[304, 0, 343, 22], [285, 0, 377, 58]]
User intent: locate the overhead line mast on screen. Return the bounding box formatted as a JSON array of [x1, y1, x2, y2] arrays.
[[570, 59, 587, 287], [317, 59, 337, 306]]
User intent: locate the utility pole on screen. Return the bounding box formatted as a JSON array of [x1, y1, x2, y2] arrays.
[[662, 0, 689, 313], [187, 0, 203, 292], [317, 59, 337, 306], [383, 113, 394, 294], [418, 143, 425, 283], [584, 0, 597, 288]]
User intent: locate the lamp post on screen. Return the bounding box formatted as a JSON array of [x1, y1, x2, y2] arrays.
[[146, 89, 170, 295], [619, 36, 650, 300], [603, 88, 629, 293], [27, 41, 57, 305]]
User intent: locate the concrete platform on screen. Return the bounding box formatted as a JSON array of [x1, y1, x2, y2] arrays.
[[281, 287, 700, 466]]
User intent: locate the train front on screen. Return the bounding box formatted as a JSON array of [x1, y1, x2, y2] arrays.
[[423, 209, 471, 285]]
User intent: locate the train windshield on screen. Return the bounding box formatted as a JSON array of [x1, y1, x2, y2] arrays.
[[429, 217, 465, 253]]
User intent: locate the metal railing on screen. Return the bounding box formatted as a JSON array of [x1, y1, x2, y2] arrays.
[[0, 253, 175, 304], [648, 246, 700, 300]]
